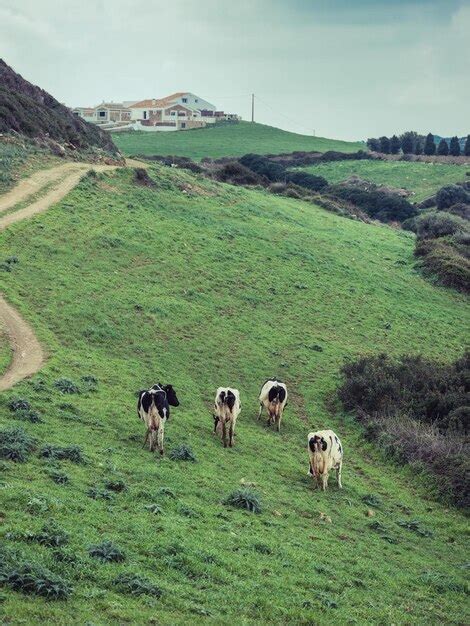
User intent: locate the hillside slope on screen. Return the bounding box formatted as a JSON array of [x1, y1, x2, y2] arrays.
[[112, 121, 363, 160], [0, 60, 119, 157], [0, 164, 468, 624]]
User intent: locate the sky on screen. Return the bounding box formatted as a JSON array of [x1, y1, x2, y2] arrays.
[[1, 0, 469, 141]]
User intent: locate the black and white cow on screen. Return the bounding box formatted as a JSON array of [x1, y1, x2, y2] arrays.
[[258, 379, 288, 432], [307, 429, 343, 490], [213, 387, 241, 448], [137, 383, 179, 455]]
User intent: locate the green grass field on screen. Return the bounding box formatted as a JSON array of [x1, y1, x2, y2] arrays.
[[298, 159, 468, 202], [112, 121, 364, 160], [0, 139, 59, 194], [0, 164, 469, 624]]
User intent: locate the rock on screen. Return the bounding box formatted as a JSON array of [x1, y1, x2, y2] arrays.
[[366, 509, 375, 517]]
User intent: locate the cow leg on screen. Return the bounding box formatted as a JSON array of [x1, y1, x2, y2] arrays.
[[158, 424, 164, 456], [320, 473, 328, 491], [258, 403, 263, 420], [276, 416, 281, 432], [149, 430, 156, 452], [222, 420, 227, 448], [213, 415, 219, 434], [336, 461, 343, 489], [229, 422, 234, 447], [143, 429, 150, 448]]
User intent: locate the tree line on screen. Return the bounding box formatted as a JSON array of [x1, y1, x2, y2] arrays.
[[367, 132, 470, 157]]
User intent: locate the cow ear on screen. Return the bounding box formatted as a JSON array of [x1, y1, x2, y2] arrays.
[[164, 384, 173, 391], [321, 438, 328, 451]]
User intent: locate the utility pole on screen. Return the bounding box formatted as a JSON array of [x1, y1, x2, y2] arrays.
[[251, 93, 254, 123]]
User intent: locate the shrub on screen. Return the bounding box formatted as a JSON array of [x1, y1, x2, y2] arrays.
[[40, 444, 84, 463], [104, 479, 127, 492], [338, 353, 470, 507], [87, 486, 114, 500], [223, 488, 262, 513], [447, 203, 470, 221], [54, 378, 80, 394], [169, 444, 196, 462], [239, 154, 285, 182], [327, 185, 417, 223], [0, 426, 36, 462], [268, 182, 287, 194], [2, 562, 71, 599], [286, 170, 328, 191], [89, 540, 125, 562], [436, 185, 469, 210], [48, 469, 69, 485], [213, 161, 265, 186], [25, 522, 69, 547], [8, 398, 30, 412], [134, 168, 155, 187], [414, 212, 468, 240], [415, 239, 470, 293], [113, 572, 162, 597]]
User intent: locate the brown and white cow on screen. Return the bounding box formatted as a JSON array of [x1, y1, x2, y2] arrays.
[[307, 429, 343, 490], [213, 387, 241, 448], [258, 379, 287, 432]]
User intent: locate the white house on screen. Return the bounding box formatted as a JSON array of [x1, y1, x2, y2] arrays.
[[129, 92, 217, 129]]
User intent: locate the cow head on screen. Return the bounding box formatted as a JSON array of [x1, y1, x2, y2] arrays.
[[309, 435, 328, 453], [164, 384, 180, 407]]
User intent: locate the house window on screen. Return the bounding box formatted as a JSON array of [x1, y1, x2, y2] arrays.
[[98, 111, 106, 118], [143, 111, 147, 119], [171, 111, 176, 116], [182, 97, 188, 103], [181, 122, 186, 128]]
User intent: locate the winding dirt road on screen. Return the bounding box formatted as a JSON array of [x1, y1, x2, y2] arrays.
[[0, 160, 135, 390]]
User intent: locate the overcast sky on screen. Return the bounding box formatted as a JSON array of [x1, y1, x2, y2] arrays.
[[1, 0, 468, 140]]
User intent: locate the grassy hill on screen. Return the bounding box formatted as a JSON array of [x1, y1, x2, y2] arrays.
[[112, 121, 364, 160], [0, 164, 468, 624], [297, 160, 467, 203]]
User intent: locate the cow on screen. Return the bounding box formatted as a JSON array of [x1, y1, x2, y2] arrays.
[[258, 379, 287, 432], [307, 429, 343, 490], [213, 387, 241, 448], [137, 383, 180, 455]]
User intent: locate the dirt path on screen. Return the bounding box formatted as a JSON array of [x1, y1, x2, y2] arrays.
[[0, 159, 142, 390]]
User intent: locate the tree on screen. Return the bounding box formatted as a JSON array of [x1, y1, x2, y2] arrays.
[[449, 136, 461, 156], [437, 138, 449, 156], [390, 135, 401, 154], [400, 131, 418, 154], [415, 139, 423, 155], [423, 133, 436, 155], [367, 138, 380, 152], [464, 135, 470, 157], [379, 136, 390, 154]]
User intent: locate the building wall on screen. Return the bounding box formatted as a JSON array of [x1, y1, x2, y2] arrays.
[[176, 93, 216, 111]]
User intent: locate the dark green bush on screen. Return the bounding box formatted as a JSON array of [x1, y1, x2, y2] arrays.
[[0, 426, 36, 462], [286, 170, 328, 191], [40, 444, 84, 464], [169, 444, 196, 462], [87, 486, 114, 500], [8, 398, 30, 412], [113, 572, 162, 597], [54, 378, 80, 394], [327, 185, 417, 222], [2, 562, 71, 599], [214, 161, 265, 186], [104, 479, 127, 492], [88, 540, 125, 562], [436, 185, 469, 210], [415, 238, 470, 292], [24, 522, 69, 547], [414, 212, 468, 240], [239, 154, 286, 182], [223, 488, 262, 513], [48, 469, 69, 485]]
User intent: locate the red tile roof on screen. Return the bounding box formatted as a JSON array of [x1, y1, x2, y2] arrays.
[[130, 93, 188, 109]]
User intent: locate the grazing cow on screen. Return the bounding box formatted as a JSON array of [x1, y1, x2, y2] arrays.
[[137, 383, 180, 455], [213, 387, 241, 448], [258, 379, 287, 432], [307, 429, 343, 490]]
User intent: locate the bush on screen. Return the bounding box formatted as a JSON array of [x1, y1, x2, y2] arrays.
[[213, 161, 265, 186], [239, 154, 286, 182], [327, 185, 417, 223], [8, 398, 30, 412], [134, 168, 155, 187], [25, 522, 69, 547], [415, 239, 470, 292], [338, 353, 470, 507], [169, 444, 196, 462], [268, 182, 287, 194], [48, 469, 69, 485], [447, 203, 470, 221], [286, 170, 328, 191], [223, 488, 262, 513], [113, 572, 162, 597], [436, 185, 469, 210], [0, 426, 36, 462], [414, 212, 468, 240], [40, 444, 84, 464], [1, 562, 71, 599], [104, 479, 127, 492], [54, 378, 80, 394], [88, 540, 125, 562]]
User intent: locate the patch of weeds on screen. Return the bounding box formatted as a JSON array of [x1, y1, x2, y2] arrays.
[[52, 548, 80, 565], [178, 504, 199, 518], [26, 497, 52, 514], [2, 562, 71, 600], [40, 444, 84, 464], [368, 520, 398, 544], [252, 543, 272, 555], [0, 426, 36, 462], [104, 479, 127, 492], [223, 488, 262, 513], [81, 375, 98, 392], [48, 469, 69, 485], [8, 398, 30, 412], [318, 592, 338, 609], [362, 494, 382, 508], [418, 571, 467, 593], [89, 540, 125, 563], [54, 378, 80, 394], [156, 487, 176, 498], [144, 504, 163, 515], [30, 379, 47, 393], [398, 519, 433, 537], [87, 486, 114, 501], [169, 444, 196, 462], [113, 573, 162, 597], [22, 522, 69, 548]]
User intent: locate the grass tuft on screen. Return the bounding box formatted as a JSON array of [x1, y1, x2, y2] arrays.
[[113, 572, 162, 597], [223, 488, 262, 513], [0, 426, 36, 462], [88, 540, 126, 563], [169, 444, 196, 462]]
